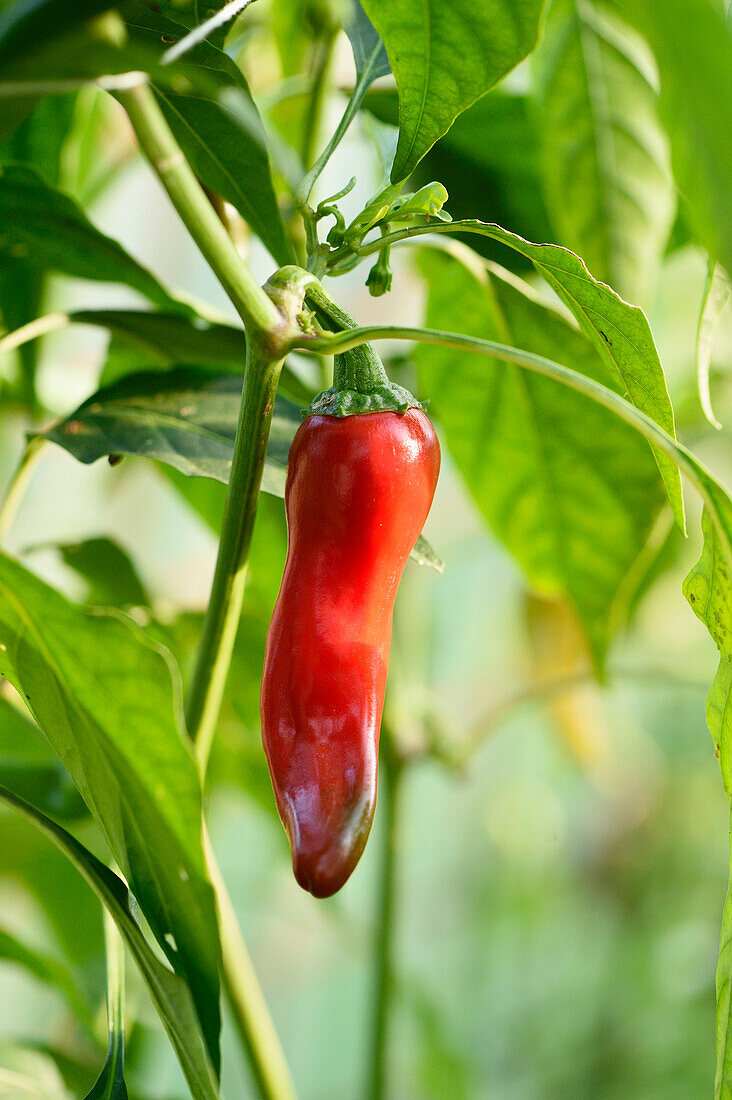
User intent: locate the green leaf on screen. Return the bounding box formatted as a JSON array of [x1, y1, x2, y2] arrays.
[[417, 246, 666, 664], [0, 786, 220, 1100], [0, 696, 86, 820], [125, 3, 292, 264], [41, 366, 303, 496], [684, 507, 732, 794], [360, 0, 545, 182], [683, 501, 732, 1100], [56, 537, 149, 608], [616, 0, 732, 277], [366, 219, 685, 526], [696, 262, 731, 431], [73, 308, 248, 368], [0, 554, 222, 1073], [535, 0, 674, 304], [0, 165, 184, 310], [0, 0, 117, 66], [84, 914, 128, 1100]]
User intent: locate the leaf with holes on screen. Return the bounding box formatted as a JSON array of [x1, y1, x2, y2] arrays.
[[41, 367, 302, 497]]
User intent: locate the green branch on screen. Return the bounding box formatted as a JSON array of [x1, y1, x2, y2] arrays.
[[296, 323, 732, 561], [185, 338, 284, 768], [0, 436, 45, 544], [119, 84, 284, 343], [297, 39, 386, 209], [119, 81, 298, 1100]]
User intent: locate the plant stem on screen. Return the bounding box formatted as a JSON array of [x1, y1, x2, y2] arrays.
[[119, 83, 284, 342], [297, 40, 386, 208], [301, 31, 337, 176], [120, 79, 298, 1100], [295, 321, 732, 559], [365, 748, 402, 1100], [185, 339, 284, 769], [0, 436, 45, 544], [206, 839, 297, 1100]]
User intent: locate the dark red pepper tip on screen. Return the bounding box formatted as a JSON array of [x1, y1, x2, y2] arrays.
[[286, 804, 374, 899]]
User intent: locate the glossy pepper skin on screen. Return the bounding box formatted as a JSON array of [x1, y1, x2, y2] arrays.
[[261, 408, 440, 897]]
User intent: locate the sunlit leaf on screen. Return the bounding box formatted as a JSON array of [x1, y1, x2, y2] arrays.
[[360, 0, 545, 182], [0, 786, 220, 1100], [372, 219, 685, 527], [536, 0, 674, 304], [696, 262, 731, 430], [617, 0, 732, 277], [417, 246, 665, 664], [0, 556, 222, 1072]]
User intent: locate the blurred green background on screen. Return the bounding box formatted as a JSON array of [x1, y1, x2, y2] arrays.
[[0, 1, 731, 1097]]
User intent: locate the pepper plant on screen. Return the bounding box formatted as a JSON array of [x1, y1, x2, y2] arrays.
[[0, 0, 730, 1097]]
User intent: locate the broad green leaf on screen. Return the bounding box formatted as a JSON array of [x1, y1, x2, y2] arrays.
[[0, 924, 91, 1027], [683, 500, 732, 1100], [41, 367, 302, 497], [684, 507, 732, 795], [360, 0, 545, 182], [368, 219, 685, 526], [0, 166, 184, 310], [697, 262, 731, 431], [536, 0, 674, 304], [125, 4, 292, 264], [56, 537, 149, 608], [83, 914, 127, 1100], [0, 696, 86, 819], [0, 786, 220, 1100], [616, 0, 732, 277], [417, 247, 665, 664], [0, 555, 221, 1073], [41, 367, 444, 570], [0, 0, 117, 66]]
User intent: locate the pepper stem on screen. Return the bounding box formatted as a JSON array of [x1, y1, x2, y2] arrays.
[[303, 282, 421, 417]]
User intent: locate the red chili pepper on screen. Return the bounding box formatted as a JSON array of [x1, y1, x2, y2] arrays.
[[261, 340, 440, 898]]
